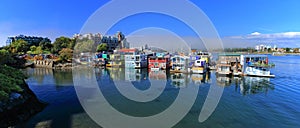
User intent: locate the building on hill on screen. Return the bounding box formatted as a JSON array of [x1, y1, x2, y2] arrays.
[[6, 35, 51, 46], [73, 31, 130, 52]]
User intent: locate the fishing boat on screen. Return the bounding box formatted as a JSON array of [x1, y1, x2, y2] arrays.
[[240, 55, 275, 77], [191, 59, 207, 74]]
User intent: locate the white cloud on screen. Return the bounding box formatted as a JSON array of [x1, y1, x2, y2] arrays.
[[250, 32, 261, 36], [225, 31, 300, 48]]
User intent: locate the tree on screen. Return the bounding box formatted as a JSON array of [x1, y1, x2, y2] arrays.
[[74, 40, 95, 53], [52, 37, 75, 54], [10, 39, 29, 54], [285, 48, 291, 53], [267, 48, 272, 53], [97, 43, 108, 52], [30, 46, 37, 52], [39, 40, 53, 51], [59, 48, 73, 62]]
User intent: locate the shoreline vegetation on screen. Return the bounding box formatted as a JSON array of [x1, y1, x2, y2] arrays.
[[0, 65, 46, 127]]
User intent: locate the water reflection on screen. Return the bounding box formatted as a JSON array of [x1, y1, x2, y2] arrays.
[[23, 68, 73, 86], [94, 68, 211, 88], [216, 74, 275, 95], [239, 76, 275, 95]]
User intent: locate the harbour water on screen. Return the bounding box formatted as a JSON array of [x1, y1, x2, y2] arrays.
[[18, 55, 300, 128]]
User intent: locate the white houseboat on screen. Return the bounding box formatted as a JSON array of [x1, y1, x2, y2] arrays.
[[191, 59, 207, 74], [124, 54, 147, 69], [170, 55, 190, 73], [240, 55, 275, 77]]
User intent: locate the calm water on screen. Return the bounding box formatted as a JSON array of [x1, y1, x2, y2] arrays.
[[18, 55, 300, 128]]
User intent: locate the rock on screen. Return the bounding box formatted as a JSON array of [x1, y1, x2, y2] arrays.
[[0, 80, 47, 127]]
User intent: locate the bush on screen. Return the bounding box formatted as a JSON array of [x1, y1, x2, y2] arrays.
[[0, 65, 25, 101]]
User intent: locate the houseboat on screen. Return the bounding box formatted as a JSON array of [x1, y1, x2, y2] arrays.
[[240, 55, 275, 77], [170, 55, 190, 73], [124, 54, 147, 69], [107, 54, 125, 68], [148, 53, 171, 71], [216, 53, 241, 76], [191, 59, 207, 74]]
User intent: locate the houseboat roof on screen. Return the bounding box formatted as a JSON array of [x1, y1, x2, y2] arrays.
[[218, 53, 241, 56]]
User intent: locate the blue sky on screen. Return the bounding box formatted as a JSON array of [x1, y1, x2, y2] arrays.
[[1, 0, 300, 48]]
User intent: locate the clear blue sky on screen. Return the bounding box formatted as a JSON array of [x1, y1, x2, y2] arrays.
[[1, 0, 300, 47]]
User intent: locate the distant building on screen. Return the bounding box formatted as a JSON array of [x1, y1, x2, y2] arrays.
[[6, 35, 51, 46], [73, 31, 130, 52]]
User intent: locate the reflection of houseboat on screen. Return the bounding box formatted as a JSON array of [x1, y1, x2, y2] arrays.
[[149, 70, 167, 80], [191, 73, 207, 85], [125, 68, 148, 81], [170, 55, 190, 73], [125, 54, 147, 69], [240, 55, 275, 77], [239, 76, 274, 95], [170, 73, 189, 88], [216, 76, 231, 86], [191, 59, 207, 74], [148, 53, 170, 71]]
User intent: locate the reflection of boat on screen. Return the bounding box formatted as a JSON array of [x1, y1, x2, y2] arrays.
[[216, 76, 231, 86], [191, 59, 207, 74], [170, 73, 189, 88], [125, 68, 148, 81], [239, 76, 274, 95], [240, 55, 275, 77], [191, 73, 206, 85], [149, 70, 167, 80]]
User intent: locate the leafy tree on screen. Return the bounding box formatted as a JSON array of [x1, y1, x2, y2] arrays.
[[10, 39, 29, 54], [52, 37, 75, 54], [0, 49, 15, 65], [97, 43, 108, 52], [39, 40, 53, 51], [285, 48, 291, 53], [59, 48, 73, 62], [30, 45, 37, 52], [74, 39, 95, 53], [267, 48, 272, 53]]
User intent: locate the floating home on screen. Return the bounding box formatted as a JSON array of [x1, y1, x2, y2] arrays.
[[148, 53, 171, 71], [240, 55, 275, 77], [125, 54, 147, 69], [108, 54, 125, 68], [216, 53, 242, 76], [191, 59, 207, 74], [170, 55, 190, 73]]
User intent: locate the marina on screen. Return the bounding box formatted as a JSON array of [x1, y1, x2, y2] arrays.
[[18, 55, 300, 128]]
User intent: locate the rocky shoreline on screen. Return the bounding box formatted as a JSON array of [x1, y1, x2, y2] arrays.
[[0, 80, 46, 127]]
